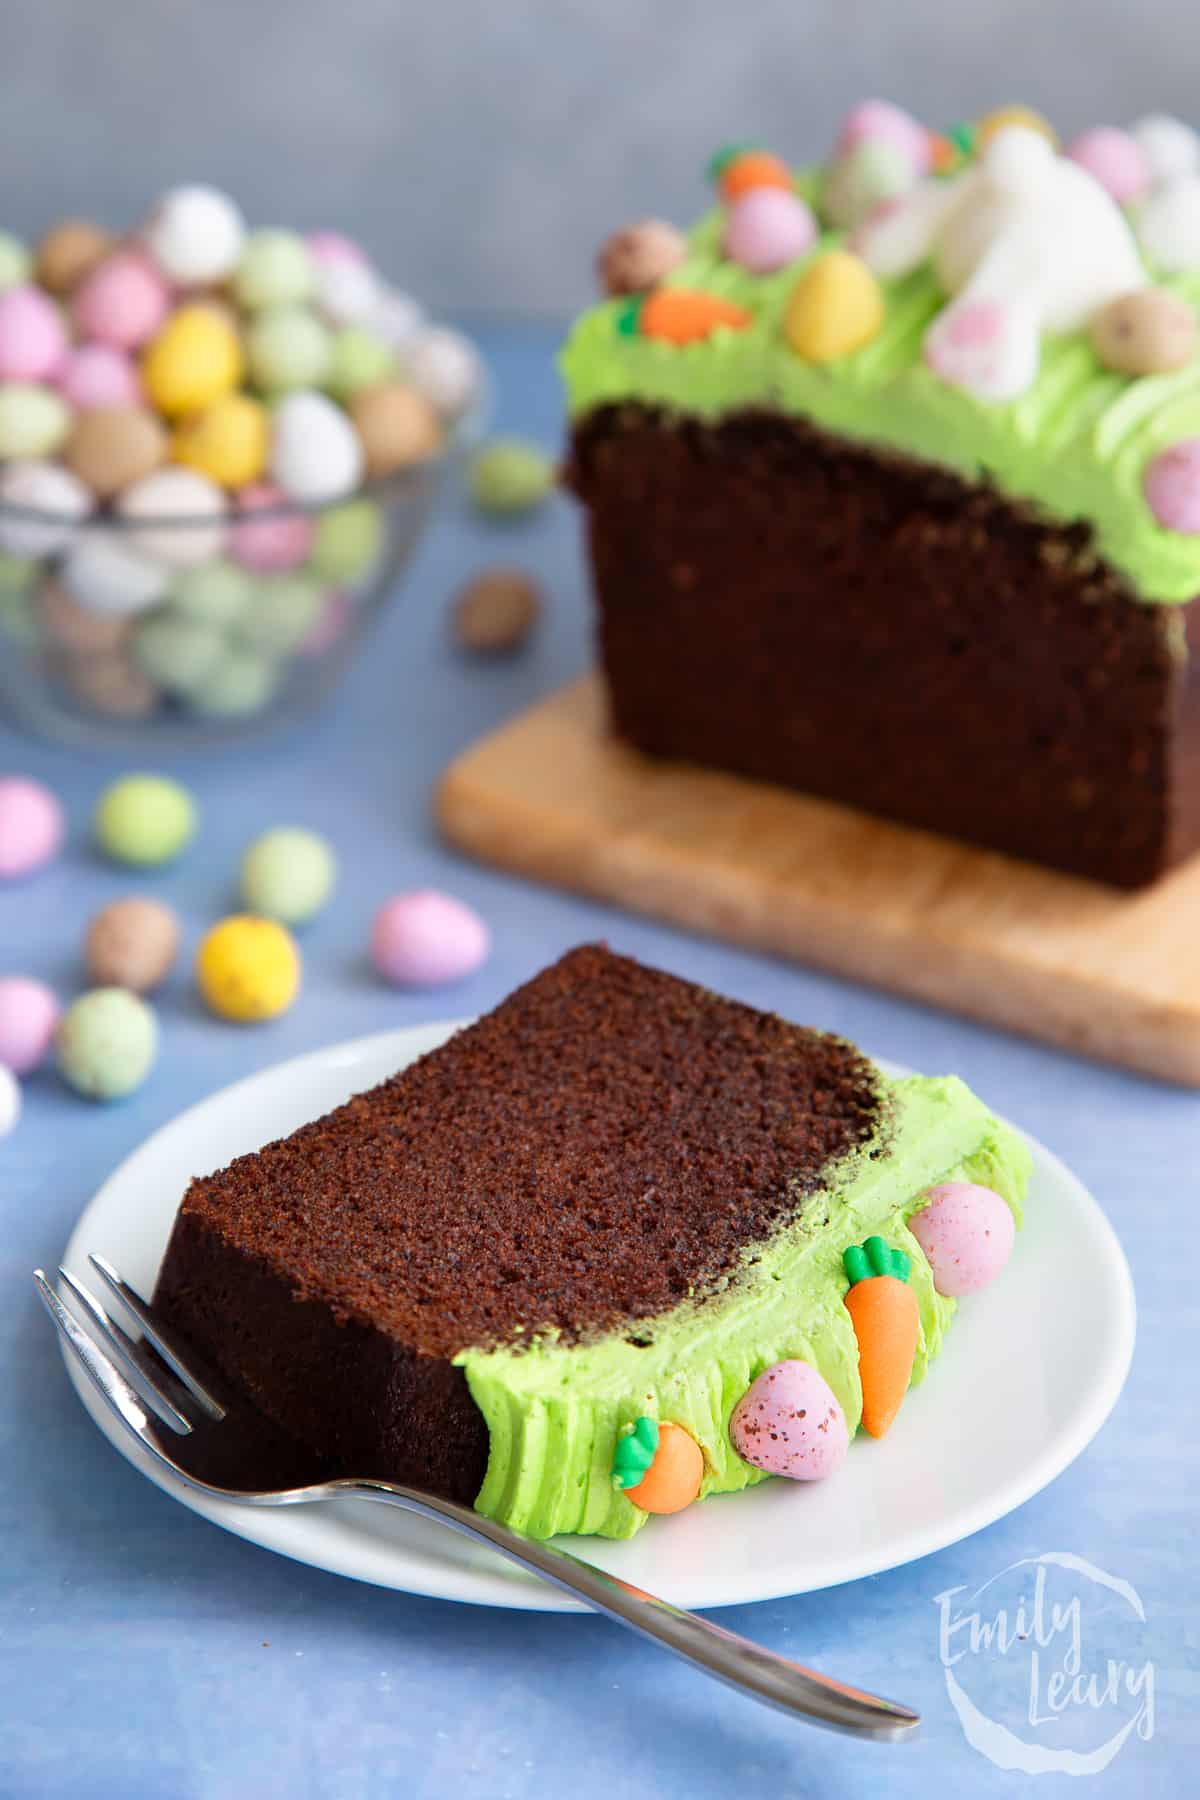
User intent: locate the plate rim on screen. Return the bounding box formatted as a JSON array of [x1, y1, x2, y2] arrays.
[[59, 1025, 1137, 1613]]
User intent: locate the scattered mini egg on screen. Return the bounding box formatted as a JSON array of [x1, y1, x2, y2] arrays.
[[39, 575, 133, 652], [196, 914, 300, 1021], [325, 325, 396, 400], [1130, 114, 1200, 188], [0, 385, 71, 460], [370, 889, 490, 987], [729, 1360, 849, 1481], [116, 467, 227, 567], [1145, 437, 1200, 532], [56, 342, 143, 411], [451, 568, 541, 655], [143, 185, 246, 285], [0, 460, 92, 558], [240, 825, 336, 924], [0, 284, 68, 382], [63, 405, 168, 499], [365, 286, 425, 350], [822, 140, 914, 231], [0, 975, 60, 1073], [1135, 176, 1200, 274], [172, 392, 269, 489], [784, 249, 884, 361], [1090, 289, 1197, 375], [0, 776, 65, 878], [0, 1065, 19, 1137], [233, 229, 314, 311], [35, 221, 114, 296], [350, 380, 442, 478], [84, 895, 180, 993], [1066, 127, 1150, 205], [56, 987, 158, 1100], [0, 231, 31, 292], [308, 498, 382, 582], [228, 481, 314, 571], [468, 438, 555, 515], [94, 772, 196, 867], [59, 650, 160, 719], [723, 186, 818, 273], [596, 220, 689, 296], [142, 303, 244, 418], [133, 611, 225, 696], [313, 253, 380, 327], [236, 572, 324, 654], [270, 390, 364, 503], [245, 306, 331, 393], [403, 327, 482, 420], [168, 558, 255, 626], [187, 643, 278, 717], [835, 99, 932, 174], [72, 250, 171, 351], [60, 530, 167, 616], [910, 1182, 1016, 1296]]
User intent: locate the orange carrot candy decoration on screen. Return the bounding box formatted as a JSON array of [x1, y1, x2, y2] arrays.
[[707, 143, 794, 202], [617, 288, 753, 347], [612, 1416, 704, 1515], [842, 1236, 920, 1439]]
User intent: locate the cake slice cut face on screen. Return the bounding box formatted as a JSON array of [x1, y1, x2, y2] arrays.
[[156, 945, 1030, 1538]]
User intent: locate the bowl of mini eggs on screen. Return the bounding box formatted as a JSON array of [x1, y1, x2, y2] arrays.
[[0, 189, 484, 747]]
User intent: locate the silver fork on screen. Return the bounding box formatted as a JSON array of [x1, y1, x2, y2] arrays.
[[35, 1257, 919, 1742]]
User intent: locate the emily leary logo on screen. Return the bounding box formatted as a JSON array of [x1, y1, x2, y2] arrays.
[[934, 1552, 1155, 1776]]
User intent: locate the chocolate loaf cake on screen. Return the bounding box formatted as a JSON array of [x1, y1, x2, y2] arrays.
[[563, 105, 1200, 888], [156, 945, 1030, 1538]]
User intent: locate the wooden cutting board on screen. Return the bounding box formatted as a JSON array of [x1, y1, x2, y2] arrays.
[[436, 673, 1200, 1086]]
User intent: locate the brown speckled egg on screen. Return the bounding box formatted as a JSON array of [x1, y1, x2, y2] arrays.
[[58, 649, 161, 718], [452, 568, 542, 655], [1090, 289, 1197, 375], [597, 220, 688, 296], [349, 381, 443, 477], [39, 576, 133, 654], [85, 895, 181, 993], [63, 406, 168, 499], [35, 220, 115, 295]]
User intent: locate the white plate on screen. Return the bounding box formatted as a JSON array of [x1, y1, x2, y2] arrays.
[[61, 1026, 1135, 1613]]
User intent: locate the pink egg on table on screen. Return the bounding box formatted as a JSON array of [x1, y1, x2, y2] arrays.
[[370, 889, 490, 987], [1066, 127, 1150, 205], [0, 285, 68, 382], [1145, 438, 1200, 533], [56, 343, 143, 411], [0, 976, 60, 1074], [307, 231, 368, 267], [298, 588, 353, 657], [0, 777, 65, 879], [836, 99, 931, 176], [729, 1360, 848, 1481], [723, 188, 817, 273], [228, 482, 315, 572], [72, 250, 171, 351], [910, 1182, 1016, 1297]]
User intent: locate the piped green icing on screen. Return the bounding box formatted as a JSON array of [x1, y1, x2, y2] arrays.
[[612, 1415, 659, 1489], [844, 1236, 911, 1286], [459, 1070, 1031, 1539], [560, 187, 1200, 603]]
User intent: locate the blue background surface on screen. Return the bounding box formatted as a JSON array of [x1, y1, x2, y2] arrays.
[[0, 329, 1194, 1798]]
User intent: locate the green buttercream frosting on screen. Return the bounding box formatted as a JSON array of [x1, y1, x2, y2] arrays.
[[459, 1070, 1031, 1539], [560, 190, 1200, 603]]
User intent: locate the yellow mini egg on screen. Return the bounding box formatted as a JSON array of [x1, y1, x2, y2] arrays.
[[196, 914, 300, 1022], [173, 393, 269, 488], [784, 250, 884, 362], [142, 304, 243, 418], [976, 105, 1057, 151]]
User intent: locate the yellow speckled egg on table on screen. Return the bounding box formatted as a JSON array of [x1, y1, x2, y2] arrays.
[[142, 304, 243, 418], [196, 914, 300, 1021]]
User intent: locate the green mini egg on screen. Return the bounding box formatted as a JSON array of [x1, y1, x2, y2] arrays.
[[94, 773, 197, 867], [56, 987, 158, 1101], [308, 498, 383, 583], [188, 644, 278, 717], [240, 825, 337, 924], [169, 560, 256, 628], [246, 306, 332, 392], [238, 572, 323, 654], [233, 229, 314, 311], [325, 325, 396, 400], [0, 384, 70, 459], [134, 612, 225, 696], [0, 231, 30, 292], [468, 438, 556, 516]]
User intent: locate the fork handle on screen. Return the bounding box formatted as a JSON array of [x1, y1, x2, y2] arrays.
[[340, 1479, 918, 1740]]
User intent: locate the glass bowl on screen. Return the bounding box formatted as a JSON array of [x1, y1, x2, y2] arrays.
[[0, 423, 479, 751]]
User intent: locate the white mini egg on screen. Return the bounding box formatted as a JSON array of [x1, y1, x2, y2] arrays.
[[144, 185, 247, 284], [316, 255, 380, 326], [403, 326, 482, 419], [0, 459, 92, 558], [367, 287, 425, 349], [61, 530, 168, 616], [116, 468, 227, 567], [1131, 115, 1200, 190], [269, 390, 364, 504], [1137, 175, 1200, 273]]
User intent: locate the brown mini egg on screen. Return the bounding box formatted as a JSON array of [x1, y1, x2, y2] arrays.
[[349, 381, 443, 477], [38, 576, 133, 654], [35, 220, 116, 295], [85, 895, 181, 993], [451, 568, 542, 655], [58, 649, 161, 719], [597, 220, 688, 296], [1090, 289, 1198, 376], [63, 406, 168, 499]]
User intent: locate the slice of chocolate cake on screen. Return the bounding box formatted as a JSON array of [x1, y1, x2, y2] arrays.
[[155, 945, 1030, 1538]]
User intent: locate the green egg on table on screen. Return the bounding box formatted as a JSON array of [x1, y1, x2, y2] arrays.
[[240, 825, 337, 924], [246, 306, 331, 392], [188, 644, 278, 717], [133, 612, 226, 697], [169, 560, 255, 628], [468, 438, 556, 516], [0, 231, 30, 291], [325, 325, 395, 400], [94, 773, 197, 867], [0, 384, 70, 459], [233, 229, 314, 311], [308, 498, 383, 583], [56, 987, 158, 1101], [237, 572, 323, 654]]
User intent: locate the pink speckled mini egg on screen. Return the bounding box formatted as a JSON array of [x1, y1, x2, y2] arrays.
[[370, 889, 490, 988], [228, 482, 315, 572], [910, 1182, 1015, 1297], [0, 285, 68, 382], [729, 1359, 848, 1481], [1066, 126, 1150, 205], [723, 188, 817, 274], [1144, 438, 1200, 533], [73, 251, 171, 351], [0, 777, 65, 879], [835, 99, 931, 176], [57, 343, 143, 411], [0, 976, 60, 1074]]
